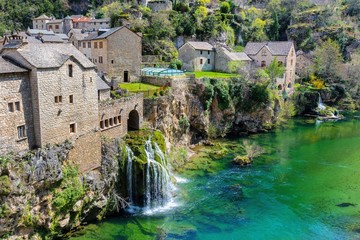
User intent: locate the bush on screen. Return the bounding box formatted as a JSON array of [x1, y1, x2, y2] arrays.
[[179, 115, 190, 132], [159, 90, 165, 96], [220, 1, 230, 13], [52, 165, 84, 213], [153, 91, 158, 97]]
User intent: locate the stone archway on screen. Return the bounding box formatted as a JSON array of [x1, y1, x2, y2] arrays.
[[128, 110, 140, 131]]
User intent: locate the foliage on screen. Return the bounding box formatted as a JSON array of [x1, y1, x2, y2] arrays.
[[228, 61, 245, 74], [220, 2, 231, 14], [169, 59, 183, 70], [202, 78, 232, 111], [0, 175, 11, 196], [314, 39, 343, 83], [207, 122, 218, 139], [310, 75, 325, 89], [52, 164, 84, 213], [240, 140, 265, 160], [265, 57, 285, 89], [179, 115, 190, 133]]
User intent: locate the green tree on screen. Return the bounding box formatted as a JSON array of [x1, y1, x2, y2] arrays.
[[314, 39, 343, 83], [265, 57, 285, 88], [220, 2, 230, 14]]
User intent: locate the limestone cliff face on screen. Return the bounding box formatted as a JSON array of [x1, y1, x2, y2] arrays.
[[0, 141, 123, 239], [143, 78, 281, 146]]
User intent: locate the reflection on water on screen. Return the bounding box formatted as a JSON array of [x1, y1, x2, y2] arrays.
[[71, 117, 360, 240]]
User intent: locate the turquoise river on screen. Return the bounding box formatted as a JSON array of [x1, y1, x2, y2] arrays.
[[71, 115, 360, 239]]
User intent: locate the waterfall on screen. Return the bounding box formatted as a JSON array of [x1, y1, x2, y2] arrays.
[[318, 93, 326, 110], [144, 139, 171, 210], [126, 146, 134, 204]]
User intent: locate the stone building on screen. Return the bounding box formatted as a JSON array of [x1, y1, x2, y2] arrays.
[[78, 27, 142, 82], [214, 46, 252, 73], [296, 50, 314, 78], [72, 16, 91, 29], [32, 14, 52, 30], [0, 35, 144, 155], [85, 18, 111, 31], [179, 41, 215, 71], [244, 41, 296, 92], [178, 41, 251, 73], [68, 29, 89, 49]]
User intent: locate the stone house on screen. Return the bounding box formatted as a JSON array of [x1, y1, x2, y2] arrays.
[[32, 14, 52, 30], [0, 35, 144, 155], [85, 18, 111, 31], [78, 27, 142, 82], [179, 41, 215, 71], [0, 36, 99, 152], [68, 29, 89, 49], [296, 50, 314, 78], [178, 41, 251, 73], [214, 46, 252, 73], [244, 41, 296, 92], [72, 16, 91, 29]]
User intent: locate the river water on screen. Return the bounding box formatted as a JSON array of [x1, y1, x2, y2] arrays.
[[71, 116, 360, 239]]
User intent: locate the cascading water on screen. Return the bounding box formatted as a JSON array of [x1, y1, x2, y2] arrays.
[[126, 146, 134, 204], [125, 138, 175, 214], [318, 92, 326, 111], [144, 139, 172, 210]]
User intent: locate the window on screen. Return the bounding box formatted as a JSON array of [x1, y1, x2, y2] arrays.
[[291, 59, 293, 66], [15, 102, 20, 111], [55, 25, 59, 29], [109, 118, 113, 126], [99, 56, 103, 63], [208, 51, 210, 55], [8, 102, 14, 112], [88, 42, 91, 48], [261, 49, 267, 56], [94, 42, 98, 48], [207, 59, 210, 64], [83, 42, 86, 48], [261, 61, 266, 67], [100, 121, 104, 129], [111, 60, 114, 64], [114, 117, 118, 125], [118, 116, 121, 124], [99, 42, 103, 48], [291, 49, 294, 57], [200, 50, 203, 55], [278, 84, 283, 90], [200, 59, 203, 64], [105, 119, 109, 128], [68, 64, 73, 77], [55, 96, 62, 103], [90, 77, 93, 82], [17, 125, 26, 139], [69, 95, 73, 103], [70, 123, 76, 133]]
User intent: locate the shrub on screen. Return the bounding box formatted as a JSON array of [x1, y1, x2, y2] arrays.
[[179, 115, 190, 132], [159, 90, 165, 96], [52, 165, 84, 213], [153, 91, 158, 97]]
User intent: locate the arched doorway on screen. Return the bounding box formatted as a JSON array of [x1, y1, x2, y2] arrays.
[[128, 110, 139, 131]]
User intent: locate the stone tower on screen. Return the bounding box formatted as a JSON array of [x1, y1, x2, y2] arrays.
[[63, 16, 73, 34]]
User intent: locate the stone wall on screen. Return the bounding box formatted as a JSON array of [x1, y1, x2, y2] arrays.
[[107, 28, 142, 82], [34, 60, 99, 147], [98, 93, 143, 139], [141, 75, 195, 88], [0, 72, 35, 154]]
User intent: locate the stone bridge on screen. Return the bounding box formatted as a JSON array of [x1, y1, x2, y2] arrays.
[[98, 93, 144, 138]]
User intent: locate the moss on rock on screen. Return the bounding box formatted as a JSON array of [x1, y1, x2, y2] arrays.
[[0, 175, 11, 196]]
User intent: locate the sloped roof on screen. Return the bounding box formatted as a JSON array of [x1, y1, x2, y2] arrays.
[[0, 56, 29, 74], [96, 76, 110, 90], [95, 27, 122, 39], [68, 29, 89, 41], [89, 18, 110, 23], [27, 29, 55, 36], [56, 34, 69, 40], [185, 41, 214, 51], [244, 41, 293, 56], [48, 19, 63, 24], [13, 43, 95, 69], [34, 14, 51, 20], [221, 48, 251, 61]]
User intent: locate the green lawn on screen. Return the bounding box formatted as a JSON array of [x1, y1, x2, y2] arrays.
[[187, 71, 240, 79], [119, 83, 160, 92]]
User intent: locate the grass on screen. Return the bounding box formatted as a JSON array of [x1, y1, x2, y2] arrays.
[[187, 71, 240, 79], [119, 83, 160, 92]]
